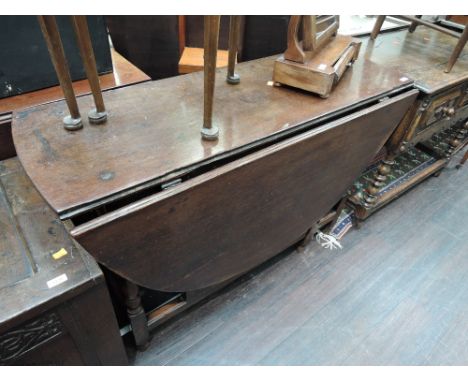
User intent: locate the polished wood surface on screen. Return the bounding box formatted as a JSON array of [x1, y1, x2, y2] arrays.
[[12, 55, 412, 217], [371, 16, 467, 74], [361, 26, 468, 94], [0, 49, 149, 115], [71, 91, 416, 291], [0, 49, 149, 161]]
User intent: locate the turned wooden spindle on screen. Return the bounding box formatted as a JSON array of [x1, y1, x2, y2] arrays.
[[124, 280, 149, 350], [71, 15, 108, 124], [370, 16, 386, 40], [226, 15, 241, 85], [37, 16, 83, 131], [201, 15, 221, 141], [362, 159, 394, 207]]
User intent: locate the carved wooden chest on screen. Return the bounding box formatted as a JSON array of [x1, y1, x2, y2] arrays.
[[0, 158, 127, 365]]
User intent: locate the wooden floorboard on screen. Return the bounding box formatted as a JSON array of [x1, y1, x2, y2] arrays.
[[133, 151, 468, 365]]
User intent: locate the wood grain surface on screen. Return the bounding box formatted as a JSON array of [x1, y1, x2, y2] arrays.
[[361, 26, 468, 94], [71, 91, 417, 291], [13, 55, 412, 217]]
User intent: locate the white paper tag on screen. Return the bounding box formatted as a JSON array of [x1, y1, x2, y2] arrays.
[[399, 76, 409, 82], [47, 273, 68, 289], [318, 64, 327, 70]]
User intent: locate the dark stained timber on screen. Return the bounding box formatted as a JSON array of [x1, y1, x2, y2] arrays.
[[71, 91, 417, 291], [12, 55, 413, 217]]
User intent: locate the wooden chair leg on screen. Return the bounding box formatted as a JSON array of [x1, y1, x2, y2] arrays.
[[201, 15, 220, 141], [124, 280, 149, 351], [226, 15, 241, 84], [370, 16, 386, 40], [445, 24, 468, 73], [456, 148, 468, 169], [408, 15, 422, 33], [37, 16, 82, 131], [71, 16, 108, 124]]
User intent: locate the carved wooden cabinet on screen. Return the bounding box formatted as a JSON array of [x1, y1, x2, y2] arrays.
[[0, 158, 127, 365], [348, 26, 468, 220]]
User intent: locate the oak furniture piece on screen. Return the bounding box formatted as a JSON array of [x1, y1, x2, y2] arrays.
[[273, 16, 361, 98], [370, 15, 468, 73], [0, 157, 128, 365], [12, 38, 417, 348], [348, 26, 468, 221]]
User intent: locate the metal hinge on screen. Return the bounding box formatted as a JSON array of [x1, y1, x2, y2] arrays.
[[161, 178, 182, 190]]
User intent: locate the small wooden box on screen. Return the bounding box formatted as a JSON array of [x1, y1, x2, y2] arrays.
[[273, 35, 361, 98]]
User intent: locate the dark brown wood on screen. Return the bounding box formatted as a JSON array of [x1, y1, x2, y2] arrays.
[[178, 15, 186, 56], [37, 16, 82, 130], [458, 146, 468, 168], [0, 157, 127, 365], [348, 39, 468, 222], [124, 280, 149, 350], [12, 55, 413, 218], [0, 49, 149, 162], [71, 91, 417, 292], [133, 152, 468, 366], [202, 15, 220, 140], [0, 116, 15, 160], [226, 15, 241, 84], [71, 15, 107, 122]]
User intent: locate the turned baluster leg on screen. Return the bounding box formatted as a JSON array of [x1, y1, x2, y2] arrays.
[[370, 15, 386, 40], [201, 15, 221, 141], [37, 16, 83, 131], [226, 15, 242, 84], [71, 15, 108, 124], [124, 280, 149, 350], [457, 148, 468, 169], [362, 158, 394, 208], [445, 24, 468, 73]]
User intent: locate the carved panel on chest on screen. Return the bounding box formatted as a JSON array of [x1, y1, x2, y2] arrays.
[[0, 312, 64, 365]]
